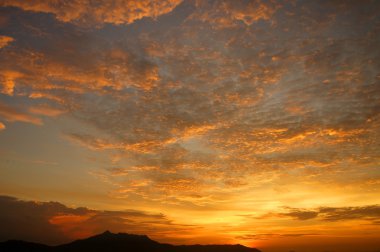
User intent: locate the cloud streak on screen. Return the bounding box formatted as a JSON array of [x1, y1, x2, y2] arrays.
[[0, 101, 42, 125], [264, 205, 380, 223]]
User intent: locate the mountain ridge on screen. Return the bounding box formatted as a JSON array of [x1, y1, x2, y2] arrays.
[[0, 231, 261, 252]]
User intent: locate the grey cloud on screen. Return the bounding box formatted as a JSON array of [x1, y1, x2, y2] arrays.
[[0, 195, 192, 245], [267, 205, 380, 223], [319, 205, 380, 222], [281, 209, 319, 221], [0, 195, 80, 244]]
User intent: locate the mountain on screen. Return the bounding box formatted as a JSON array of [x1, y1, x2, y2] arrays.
[[0, 231, 261, 252]]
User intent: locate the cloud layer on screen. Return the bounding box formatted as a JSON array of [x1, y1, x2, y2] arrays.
[[266, 205, 380, 223], [0, 0, 183, 26], [0, 0, 379, 206], [0, 0, 380, 250]]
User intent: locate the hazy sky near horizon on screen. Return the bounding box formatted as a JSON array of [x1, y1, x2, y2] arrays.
[[0, 0, 380, 251]]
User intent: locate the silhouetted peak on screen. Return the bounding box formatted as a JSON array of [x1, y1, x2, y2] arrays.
[[73, 230, 155, 244], [101, 231, 150, 239], [102, 230, 112, 235]]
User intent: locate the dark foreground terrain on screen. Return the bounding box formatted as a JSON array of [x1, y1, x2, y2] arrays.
[[0, 231, 261, 252]]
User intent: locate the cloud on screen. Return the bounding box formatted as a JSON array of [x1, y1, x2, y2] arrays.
[[31, 159, 59, 166], [0, 0, 379, 207], [0, 195, 75, 244], [0, 70, 22, 96], [191, 0, 278, 29], [0, 101, 42, 125], [319, 205, 380, 222], [0, 0, 183, 27], [0, 35, 13, 48], [0, 38, 160, 98], [0, 121, 5, 130], [281, 208, 319, 220], [265, 205, 380, 223], [64, 133, 124, 151], [29, 104, 66, 117], [0, 195, 196, 245]]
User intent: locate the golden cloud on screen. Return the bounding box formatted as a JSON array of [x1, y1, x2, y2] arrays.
[[0, 70, 23, 96], [191, 0, 277, 29], [0, 0, 183, 26], [0, 44, 161, 99]]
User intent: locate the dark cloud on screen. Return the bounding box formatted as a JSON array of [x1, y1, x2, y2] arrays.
[[281, 208, 319, 220], [0, 195, 195, 245], [264, 205, 380, 223], [0, 195, 76, 244], [319, 205, 380, 222]]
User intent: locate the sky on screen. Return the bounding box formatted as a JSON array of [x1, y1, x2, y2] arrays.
[[0, 0, 379, 251]]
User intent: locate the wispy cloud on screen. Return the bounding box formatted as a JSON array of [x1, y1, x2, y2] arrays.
[[261, 205, 380, 223], [28, 104, 66, 117], [0, 101, 42, 125]]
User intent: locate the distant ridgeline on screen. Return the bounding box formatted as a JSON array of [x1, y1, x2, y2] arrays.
[[0, 231, 261, 252]]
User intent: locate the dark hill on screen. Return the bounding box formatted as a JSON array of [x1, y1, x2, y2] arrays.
[[0, 240, 50, 251], [0, 231, 261, 252]]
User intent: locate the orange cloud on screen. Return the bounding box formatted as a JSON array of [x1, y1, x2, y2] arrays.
[[0, 121, 5, 131], [29, 104, 66, 117], [49, 213, 96, 240], [0, 45, 160, 98], [0, 0, 183, 26], [0, 70, 23, 96], [0, 35, 14, 48], [0, 101, 42, 125], [192, 0, 277, 29]]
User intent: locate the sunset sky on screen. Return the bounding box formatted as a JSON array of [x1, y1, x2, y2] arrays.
[[0, 0, 380, 251]]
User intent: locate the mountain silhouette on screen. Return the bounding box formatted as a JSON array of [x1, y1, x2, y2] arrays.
[[0, 231, 261, 252]]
